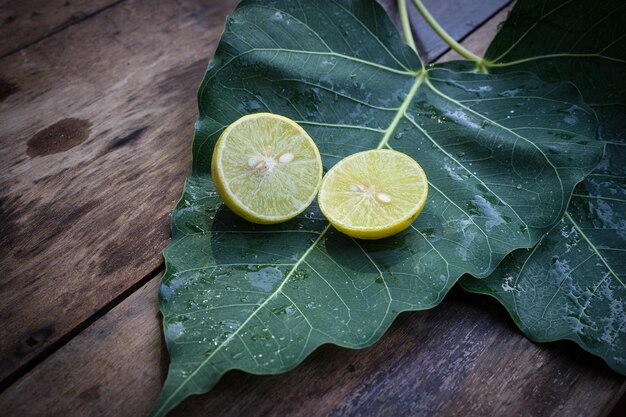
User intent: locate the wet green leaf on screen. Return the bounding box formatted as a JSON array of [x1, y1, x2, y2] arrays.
[[462, 0, 626, 374], [150, 0, 604, 414]]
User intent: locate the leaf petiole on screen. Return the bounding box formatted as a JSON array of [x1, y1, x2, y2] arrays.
[[411, 0, 487, 70], [398, 0, 416, 51]]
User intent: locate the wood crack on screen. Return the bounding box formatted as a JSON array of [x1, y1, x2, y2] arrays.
[[0, 262, 164, 393], [0, 0, 127, 61]]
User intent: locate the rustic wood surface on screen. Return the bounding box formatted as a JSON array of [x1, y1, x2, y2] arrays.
[[0, 0, 238, 384], [0, 0, 624, 416], [0, 0, 121, 58], [0, 0, 516, 387], [1, 279, 623, 417], [438, 3, 512, 62], [378, 0, 510, 62]]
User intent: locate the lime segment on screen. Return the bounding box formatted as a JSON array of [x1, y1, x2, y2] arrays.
[[212, 113, 322, 224], [318, 149, 428, 239]]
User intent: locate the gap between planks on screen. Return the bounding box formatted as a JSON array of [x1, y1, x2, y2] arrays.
[[0, 2, 624, 416], [0, 0, 514, 394], [431, 0, 515, 62], [0, 0, 126, 60], [1, 0, 507, 386], [0, 0, 238, 390], [0, 263, 165, 392]]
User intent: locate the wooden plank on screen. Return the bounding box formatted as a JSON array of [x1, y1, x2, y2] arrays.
[[378, 0, 511, 62], [0, 277, 622, 417], [0, 0, 239, 383], [438, 3, 514, 62], [0, 0, 508, 387], [0, 279, 164, 417], [0, 0, 121, 59], [0, 1, 623, 415]]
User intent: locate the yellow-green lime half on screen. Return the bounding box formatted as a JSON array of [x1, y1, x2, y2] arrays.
[[318, 149, 428, 239], [212, 113, 323, 224]]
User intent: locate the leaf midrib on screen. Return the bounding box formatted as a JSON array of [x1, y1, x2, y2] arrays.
[[488, 0, 575, 62], [489, 0, 626, 64], [243, 1, 416, 73], [162, 1, 604, 409], [488, 52, 626, 67], [564, 211, 625, 288], [425, 73, 565, 230], [508, 207, 626, 329], [166, 53, 584, 409], [156, 69, 427, 415]]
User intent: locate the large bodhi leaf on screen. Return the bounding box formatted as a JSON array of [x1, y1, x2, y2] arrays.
[[461, 0, 626, 374], [151, 0, 603, 415]]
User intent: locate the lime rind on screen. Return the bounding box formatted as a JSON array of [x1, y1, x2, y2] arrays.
[[318, 149, 428, 239], [212, 113, 323, 224]]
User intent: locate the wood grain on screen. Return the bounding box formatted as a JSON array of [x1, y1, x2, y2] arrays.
[[0, 0, 121, 58], [378, 0, 511, 61], [0, 0, 239, 383], [0, 0, 514, 387], [0, 278, 622, 417], [1, 1, 623, 416], [438, 3, 514, 62]]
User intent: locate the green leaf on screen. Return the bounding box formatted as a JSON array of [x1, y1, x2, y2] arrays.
[[151, 0, 604, 415], [461, 0, 626, 374]]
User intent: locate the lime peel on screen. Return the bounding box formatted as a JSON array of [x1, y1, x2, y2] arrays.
[[212, 113, 323, 224], [318, 149, 428, 239]]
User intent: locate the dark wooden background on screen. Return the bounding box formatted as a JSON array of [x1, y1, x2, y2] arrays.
[[0, 0, 624, 416]]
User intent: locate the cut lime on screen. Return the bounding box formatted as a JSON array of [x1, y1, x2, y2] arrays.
[[318, 149, 428, 239], [212, 113, 322, 224]]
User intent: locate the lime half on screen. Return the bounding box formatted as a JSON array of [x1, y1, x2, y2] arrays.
[[318, 149, 428, 239], [212, 113, 322, 224]]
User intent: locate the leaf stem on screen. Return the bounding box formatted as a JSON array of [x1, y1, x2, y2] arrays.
[[398, 0, 416, 51], [411, 0, 485, 69]]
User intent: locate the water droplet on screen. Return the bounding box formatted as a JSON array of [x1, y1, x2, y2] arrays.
[[247, 267, 283, 292], [291, 269, 309, 281]]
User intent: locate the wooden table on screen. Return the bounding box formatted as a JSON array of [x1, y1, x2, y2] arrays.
[[1, 1, 624, 416]]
